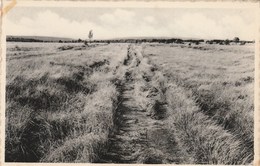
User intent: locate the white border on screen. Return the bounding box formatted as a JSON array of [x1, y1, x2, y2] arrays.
[[1, 1, 259, 166], [5, 1, 260, 8]]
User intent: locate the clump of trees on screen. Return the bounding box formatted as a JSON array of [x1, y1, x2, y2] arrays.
[[6, 35, 254, 46], [224, 39, 230, 45], [205, 37, 254, 45]]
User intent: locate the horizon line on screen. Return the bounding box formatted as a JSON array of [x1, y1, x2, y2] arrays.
[[6, 35, 255, 41]]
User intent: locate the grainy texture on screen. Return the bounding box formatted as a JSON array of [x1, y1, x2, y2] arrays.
[[5, 42, 254, 164]]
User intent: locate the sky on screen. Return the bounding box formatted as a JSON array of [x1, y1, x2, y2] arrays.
[[5, 7, 257, 40]]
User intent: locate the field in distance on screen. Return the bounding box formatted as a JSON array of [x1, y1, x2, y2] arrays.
[[5, 41, 254, 164]]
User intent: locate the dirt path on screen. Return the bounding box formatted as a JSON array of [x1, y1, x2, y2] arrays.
[[100, 45, 184, 164]]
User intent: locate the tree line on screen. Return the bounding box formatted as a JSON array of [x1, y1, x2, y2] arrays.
[[7, 36, 254, 45]]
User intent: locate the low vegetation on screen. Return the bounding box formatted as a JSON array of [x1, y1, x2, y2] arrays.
[[144, 43, 254, 164], [6, 43, 129, 162], [5, 41, 254, 164], [165, 83, 249, 164]]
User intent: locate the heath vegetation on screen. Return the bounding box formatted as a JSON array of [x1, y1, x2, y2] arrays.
[[6, 41, 254, 164]]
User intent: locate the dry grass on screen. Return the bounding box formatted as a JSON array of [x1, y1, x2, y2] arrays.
[[6, 42, 254, 164], [41, 82, 118, 162], [144, 43, 254, 164], [42, 133, 108, 162], [165, 83, 248, 164], [138, 148, 166, 164], [5, 42, 128, 162], [128, 45, 167, 119]]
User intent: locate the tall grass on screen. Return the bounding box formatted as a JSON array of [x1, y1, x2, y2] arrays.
[[128, 46, 167, 119], [144, 43, 254, 164], [165, 83, 250, 164], [5, 70, 91, 161], [5, 43, 128, 162], [193, 82, 254, 162], [42, 133, 108, 162], [42, 81, 118, 162]]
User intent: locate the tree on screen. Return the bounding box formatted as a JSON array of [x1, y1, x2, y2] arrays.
[[240, 41, 246, 45], [175, 39, 183, 44], [88, 30, 93, 41], [233, 37, 240, 43], [224, 39, 230, 45], [85, 30, 93, 46]]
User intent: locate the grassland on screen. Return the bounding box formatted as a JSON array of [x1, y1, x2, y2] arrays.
[[144, 43, 254, 164], [6, 42, 129, 162], [5, 42, 254, 164]]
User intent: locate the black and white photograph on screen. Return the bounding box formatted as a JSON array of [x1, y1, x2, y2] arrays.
[[2, 1, 259, 165]]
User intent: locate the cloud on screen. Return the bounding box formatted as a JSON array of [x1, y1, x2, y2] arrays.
[[6, 10, 99, 39], [6, 8, 256, 40], [167, 13, 255, 40], [221, 15, 255, 40], [168, 13, 222, 39], [99, 9, 135, 26]]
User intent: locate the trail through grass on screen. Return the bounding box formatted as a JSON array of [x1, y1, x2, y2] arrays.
[[100, 45, 185, 164], [6, 42, 254, 164]]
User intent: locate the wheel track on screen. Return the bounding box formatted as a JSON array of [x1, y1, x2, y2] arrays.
[[99, 44, 184, 164]]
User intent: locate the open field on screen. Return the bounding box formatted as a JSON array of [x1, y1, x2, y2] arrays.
[[5, 42, 254, 164], [144, 43, 254, 164], [6, 42, 127, 162]]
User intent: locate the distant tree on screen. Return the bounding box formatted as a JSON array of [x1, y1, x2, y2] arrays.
[[88, 30, 93, 41], [240, 41, 246, 45], [84, 30, 93, 46], [224, 39, 230, 45], [176, 39, 183, 44], [78, 38, 82, 43], [206, 40, 213, 44], [233, 37, 240, 43]]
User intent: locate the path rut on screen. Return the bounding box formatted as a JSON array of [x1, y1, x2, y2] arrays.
[[100, 45, 184, 164]]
